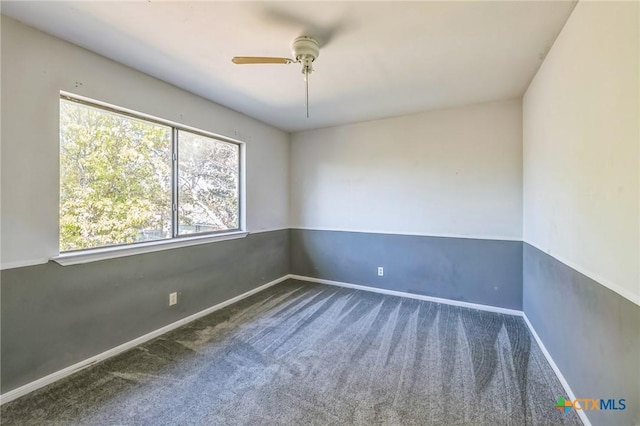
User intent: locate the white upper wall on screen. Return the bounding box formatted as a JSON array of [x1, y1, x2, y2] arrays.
[[291, 99, 523, 240], [0, 16, 290, 269], [523, 1, 639, 304]]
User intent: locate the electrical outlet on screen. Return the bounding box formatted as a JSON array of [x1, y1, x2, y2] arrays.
[[169, 292, 178, 306], [377, 267, 384, 277]]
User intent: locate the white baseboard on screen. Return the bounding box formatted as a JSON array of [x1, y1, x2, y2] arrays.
[[522, 313, 590, 426], [289, 274, 523, 316], [0, 275, 290, 405]]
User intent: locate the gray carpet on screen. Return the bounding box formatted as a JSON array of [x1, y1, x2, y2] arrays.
[[1, 280, 581, 425]]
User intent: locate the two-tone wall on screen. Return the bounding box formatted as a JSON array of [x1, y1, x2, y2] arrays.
[[289, 4, 640, 423], [2, 4, 639, 425], [290, 100, 524, 310], [0, 16, 290, 393], [522, 2, 639, 425]]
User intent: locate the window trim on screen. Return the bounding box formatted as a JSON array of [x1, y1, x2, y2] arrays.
[[51, 231, 249, 266], [57, 92, 246, 262]]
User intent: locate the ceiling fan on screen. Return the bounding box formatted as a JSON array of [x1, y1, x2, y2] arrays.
[[232, 36, 320, 118]]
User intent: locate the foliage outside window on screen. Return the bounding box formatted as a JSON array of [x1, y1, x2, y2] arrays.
[[59, 97, 240, 252]]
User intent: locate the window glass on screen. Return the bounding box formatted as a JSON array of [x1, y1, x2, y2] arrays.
[[178, 130, 240, 235], [60, 99, 172, 251], [59, 97, 242, 252]]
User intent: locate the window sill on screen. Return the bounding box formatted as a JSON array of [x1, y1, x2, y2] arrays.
[[51, 231, 249, 266]]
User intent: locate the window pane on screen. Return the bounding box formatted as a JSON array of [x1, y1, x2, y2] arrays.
[[60, 99, 172, 251], [178, 131, 239, 235]]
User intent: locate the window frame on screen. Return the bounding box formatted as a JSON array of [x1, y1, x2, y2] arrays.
[[54, 92, 246, 265]]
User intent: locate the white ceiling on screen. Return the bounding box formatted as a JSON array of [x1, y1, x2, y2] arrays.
[[2, 1, 576, 133]]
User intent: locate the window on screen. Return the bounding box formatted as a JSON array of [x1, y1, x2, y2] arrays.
[[59, 95, 241, 252]]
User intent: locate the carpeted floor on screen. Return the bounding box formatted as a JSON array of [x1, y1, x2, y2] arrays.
[[1, 279, 581, 425]]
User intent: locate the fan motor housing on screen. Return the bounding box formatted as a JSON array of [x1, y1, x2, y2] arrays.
[[292, 36, 319, 61]]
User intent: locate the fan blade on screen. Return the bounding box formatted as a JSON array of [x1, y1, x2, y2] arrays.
[[232, 57, 293, 64]]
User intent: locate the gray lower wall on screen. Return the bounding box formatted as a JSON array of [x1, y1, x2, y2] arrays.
[[523, 243, 640, 426], [5, 228, 637, 426], [0, 230, 289, 394], [290, 229, 523, 310]]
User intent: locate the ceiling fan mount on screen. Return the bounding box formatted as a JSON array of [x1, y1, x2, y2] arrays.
[[291, 36, 319, 70], [232, 36, 321, 118]]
